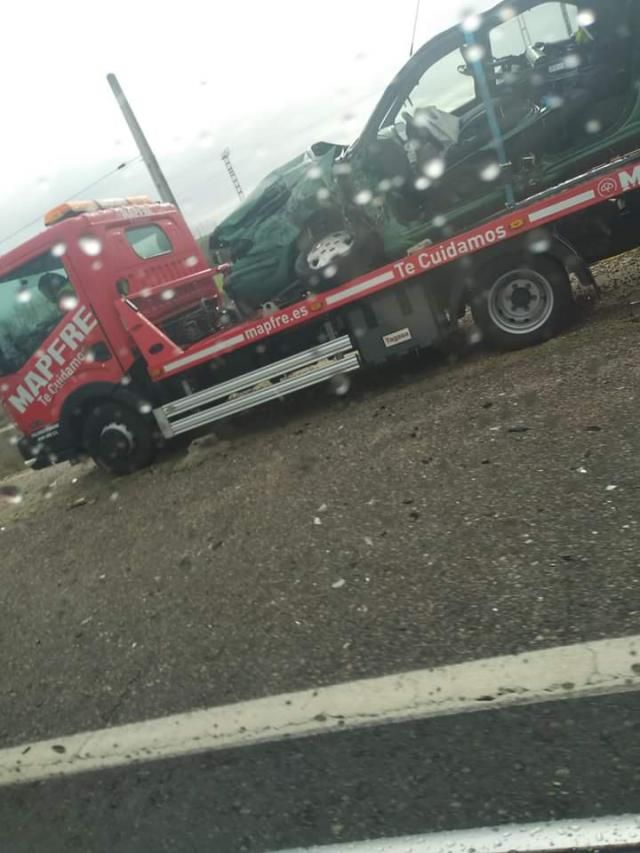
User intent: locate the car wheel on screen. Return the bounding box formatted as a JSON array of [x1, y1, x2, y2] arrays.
[[295, 227, 383, 289], [83, 400, 156, 475], [470, 254, 573, 351]]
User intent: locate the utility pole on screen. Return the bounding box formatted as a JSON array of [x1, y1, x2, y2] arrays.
[[106, 73, 179, 208], [221, 148, 245, 200]]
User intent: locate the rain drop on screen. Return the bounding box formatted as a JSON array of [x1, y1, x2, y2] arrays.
[[423, 158, 445, 180], [51, 242, 67, 258], [577, 9, 595, 27], [161, 289, 176, 301], [329, 374, 351, 397], [307, 166, 323, 180], [0, 485, 22, 505], [59, 295, 79, 311], [16, 286, 32, 304], [185, 255, 198, 268], [465, 44, 485, 63], [461, 12, 482, 32], [527, 230, 552, 253], [433, 214, 447, 228], [317, 187, 331, 202], [414, 177, 431, 191], [586, 119, 602, 135], [354, 189, 373, 206], [78, 235, 102, 257], [139, 402, 152, 414], [499, 5, 515, 21], [323, 264, 338, 279], [480, 162, 501, 182]]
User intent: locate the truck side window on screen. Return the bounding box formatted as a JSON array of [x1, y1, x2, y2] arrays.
[[125, 225, 172, 259], [0, 254, 78, 375]]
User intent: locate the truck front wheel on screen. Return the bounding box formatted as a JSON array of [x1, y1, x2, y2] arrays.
[[83, 401, 156, 475], [470, 255, 573, 351]]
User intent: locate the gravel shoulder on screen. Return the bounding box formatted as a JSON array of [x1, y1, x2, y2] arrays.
[[1, 251, 640, 747]]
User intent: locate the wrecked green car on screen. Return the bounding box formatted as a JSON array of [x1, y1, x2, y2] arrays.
[[210, 0, 639, 314]]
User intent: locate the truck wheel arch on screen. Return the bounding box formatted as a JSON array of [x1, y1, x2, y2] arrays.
[[447, 232, 595, 319]]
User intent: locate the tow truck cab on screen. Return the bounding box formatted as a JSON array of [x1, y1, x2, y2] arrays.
[[0, 198, 222, 468]]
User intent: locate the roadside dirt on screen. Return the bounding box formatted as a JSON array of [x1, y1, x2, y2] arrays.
[[1, 249, 640, 745]]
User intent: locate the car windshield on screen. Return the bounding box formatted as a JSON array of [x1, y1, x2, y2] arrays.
[[1, 1, 640, 852]]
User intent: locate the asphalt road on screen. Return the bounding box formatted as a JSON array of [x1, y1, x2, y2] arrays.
[[0, 252, 640, 850], [2, 693, 640, 852]]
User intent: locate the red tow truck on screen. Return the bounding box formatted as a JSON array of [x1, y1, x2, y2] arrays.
[[1, 151, 639, 474]]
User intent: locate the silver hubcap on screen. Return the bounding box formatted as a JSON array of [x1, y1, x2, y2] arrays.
[[100, 422, 135, 459], [487, 269, 554, 335], [307, 231, 354, 270]]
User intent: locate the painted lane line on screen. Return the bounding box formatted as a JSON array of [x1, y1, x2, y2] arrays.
[[280, 814, 640, 853], [528, 189, 596, 223], [1, 634, 640, 787]]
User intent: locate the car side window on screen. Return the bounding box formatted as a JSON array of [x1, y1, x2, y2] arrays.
[[125, 225, 173, 259], [490, 2, 578, 57]]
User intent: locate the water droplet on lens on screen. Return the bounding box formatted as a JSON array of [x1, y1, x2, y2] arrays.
[[480, 162, 501, 182], [577, 9, 595, 27], [185, 255, 198, 268], [78, 236, 102, 257], [415, 177, 431, 191], [461, 12, 482, 32], [0, 485, 22, 505], [354, 190, 373, 205], [527, 230, 551, 253], [161, 289, 175, 301], [59, 295, 79, 311], [317, 187, 331, 202], [139, 402, 152, 414], [586, 119, 602, 134], [329, 374, 351, 396], [323, 264, 338, 279], [307, 166, 323, 180], [466, 44, 485, 63], [51, 242, 67, 258], [423, 158, 445, 180]]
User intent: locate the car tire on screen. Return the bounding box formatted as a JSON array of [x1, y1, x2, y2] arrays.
[[83, 400, 156, 475], [470, 254, 573, 351], [295, 226, 384, 290]]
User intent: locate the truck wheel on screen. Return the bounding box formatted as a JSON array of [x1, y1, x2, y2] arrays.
[[470, 255, 572, 351], [83, 401, 156, 475]]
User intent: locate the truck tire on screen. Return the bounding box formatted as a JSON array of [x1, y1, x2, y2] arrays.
[[470, 254, 573, 351], [83, 401, 156, 475]]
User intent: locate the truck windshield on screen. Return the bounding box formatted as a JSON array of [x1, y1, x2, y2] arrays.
[[0, 253, 77, 376]]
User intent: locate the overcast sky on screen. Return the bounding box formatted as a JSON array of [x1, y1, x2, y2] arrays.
[[1, 0, 485, 252]]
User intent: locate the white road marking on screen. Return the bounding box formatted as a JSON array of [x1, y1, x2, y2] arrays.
[[280, 814, 640, 853], [1, 634, 640, 787], [528, 189, 596, 223]]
